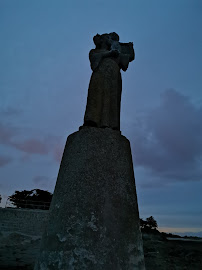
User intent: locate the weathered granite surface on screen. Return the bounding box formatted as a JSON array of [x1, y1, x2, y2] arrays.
[[35, 127, 145, 270]]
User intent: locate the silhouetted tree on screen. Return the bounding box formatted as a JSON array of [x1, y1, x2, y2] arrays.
[[140, 216, 158, 231], [8, 189, 53, 210], [146, 216, 158, 229], [0, 194, 2, 204], [140, 218, 147, 229]]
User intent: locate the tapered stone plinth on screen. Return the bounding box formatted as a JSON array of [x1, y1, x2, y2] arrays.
[[35, 127, 145, 270]]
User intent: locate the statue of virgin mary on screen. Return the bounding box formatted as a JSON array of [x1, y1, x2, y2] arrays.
[[83, 32, 134, 131]]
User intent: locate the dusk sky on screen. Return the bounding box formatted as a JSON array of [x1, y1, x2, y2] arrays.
[[0, 0, 201, 235]]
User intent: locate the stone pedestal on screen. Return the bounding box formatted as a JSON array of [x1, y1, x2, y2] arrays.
[[35, 127, 145, 270]]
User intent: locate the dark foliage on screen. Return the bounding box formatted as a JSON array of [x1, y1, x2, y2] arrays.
[[8, 189, 53, 210], [140, 216, 158, 232]]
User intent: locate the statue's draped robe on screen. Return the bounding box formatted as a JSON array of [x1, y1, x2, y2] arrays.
[[84, 58, 122, 130]]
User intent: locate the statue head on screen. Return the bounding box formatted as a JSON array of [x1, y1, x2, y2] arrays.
[[109, 32, 119, 41], [93, 33, 111, 49]]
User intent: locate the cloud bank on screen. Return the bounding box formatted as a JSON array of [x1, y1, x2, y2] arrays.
[[0, 121, 63, 159], [0, 156, 12, 167], [132, 89, 202, 182]]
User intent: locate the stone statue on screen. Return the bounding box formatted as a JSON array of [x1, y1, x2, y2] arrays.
[[83, 32, 135, 130], [34, 33, 145, 269]]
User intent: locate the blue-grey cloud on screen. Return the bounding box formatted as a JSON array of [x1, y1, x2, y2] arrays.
[[0, 119, 63, 157], [33, 175, 50, 184], [32, 175, 56, 190], [0, 123, 17, 144], [0, 155, 12, 167], [12, 139, 50, 155], [132, 89, 202, 182]]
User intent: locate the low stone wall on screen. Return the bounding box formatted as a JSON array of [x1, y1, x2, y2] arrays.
[[0, 207, 48, 236]]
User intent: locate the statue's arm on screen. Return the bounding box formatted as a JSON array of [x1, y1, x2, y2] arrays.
[[89, 49, 119, 71]]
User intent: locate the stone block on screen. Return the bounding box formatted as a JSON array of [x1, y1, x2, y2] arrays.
[[35, 127, 145, 269]]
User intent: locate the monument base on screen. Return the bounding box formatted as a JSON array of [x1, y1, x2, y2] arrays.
[[35, 127, 145, 270]]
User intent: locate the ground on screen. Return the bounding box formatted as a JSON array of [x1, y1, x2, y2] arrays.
[[142, 232, 202, 270], [0, 231, 202, 269]]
